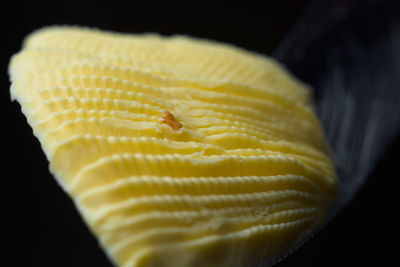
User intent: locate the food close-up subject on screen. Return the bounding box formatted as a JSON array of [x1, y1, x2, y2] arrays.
[[9, 26, 338, 267]]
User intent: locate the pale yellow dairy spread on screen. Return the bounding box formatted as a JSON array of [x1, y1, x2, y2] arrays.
[[9, 26, 338, 267]]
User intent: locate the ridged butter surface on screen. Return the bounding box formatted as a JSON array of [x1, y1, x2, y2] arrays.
[[9, 26, 338, 267]]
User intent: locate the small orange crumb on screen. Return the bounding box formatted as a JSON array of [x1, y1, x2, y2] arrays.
[[161, 111, 183, 131]]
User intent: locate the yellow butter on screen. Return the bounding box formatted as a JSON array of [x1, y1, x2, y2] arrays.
[[9, 26, 338, 267]]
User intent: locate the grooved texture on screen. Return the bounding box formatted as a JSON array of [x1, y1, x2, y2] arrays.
[[9, 26, 338, 267]]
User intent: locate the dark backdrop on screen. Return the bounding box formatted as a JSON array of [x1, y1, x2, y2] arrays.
[[2, 1, 399, 266]]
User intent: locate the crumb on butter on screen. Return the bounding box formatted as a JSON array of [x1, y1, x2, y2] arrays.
[[161, 111, 183, 131]]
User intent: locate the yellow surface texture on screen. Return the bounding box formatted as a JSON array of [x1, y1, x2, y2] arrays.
[[9, 26, 338, 267]]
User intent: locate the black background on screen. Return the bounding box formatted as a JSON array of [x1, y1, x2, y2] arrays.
[[2, 0, 399, 266]]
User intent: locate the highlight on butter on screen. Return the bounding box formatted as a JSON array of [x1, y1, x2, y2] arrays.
[[9, 26, 338, 267]]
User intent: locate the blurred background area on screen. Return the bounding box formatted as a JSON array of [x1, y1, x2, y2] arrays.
[[2, 0, 399, 266]]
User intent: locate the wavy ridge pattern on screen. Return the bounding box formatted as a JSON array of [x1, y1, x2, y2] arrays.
[[8, 26, 337, 267]]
